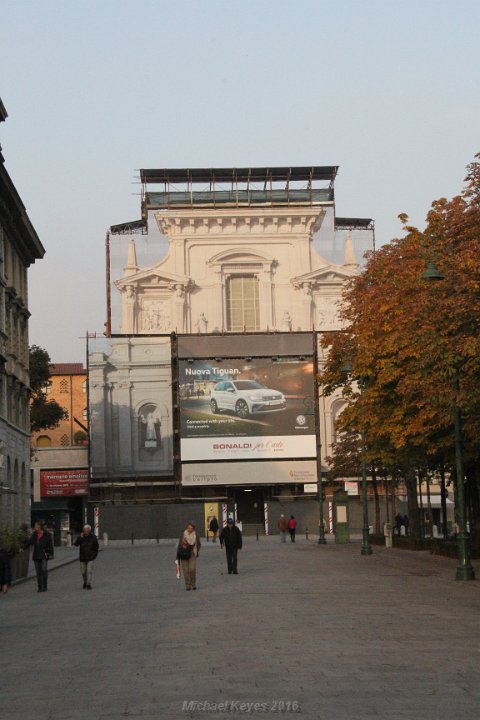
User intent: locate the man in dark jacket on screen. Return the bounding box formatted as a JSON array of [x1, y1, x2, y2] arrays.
[[24, 521, 54, 592], [219, 518, 242, 574], [74, 524, 99, 589]]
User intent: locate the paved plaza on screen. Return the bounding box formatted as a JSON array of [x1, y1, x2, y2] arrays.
[[1, 536, 479, 720]]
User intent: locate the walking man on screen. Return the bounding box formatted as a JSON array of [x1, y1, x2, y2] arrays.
[[220, 518, 242, 574], [24, 521, 54, 592], [287, 515, 297, 542], [74, 524, 99, 589], [277, 514, 287, 543], [209, 515, 219, 543]]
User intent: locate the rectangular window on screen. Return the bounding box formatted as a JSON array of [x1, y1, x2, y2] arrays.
[[227, 275, 260, 331]]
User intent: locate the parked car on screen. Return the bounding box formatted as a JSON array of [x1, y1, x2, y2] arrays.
[[210, 380, 286, 418]]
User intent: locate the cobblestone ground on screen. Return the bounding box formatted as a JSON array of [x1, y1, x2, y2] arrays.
[[1, 537, 479, 720]]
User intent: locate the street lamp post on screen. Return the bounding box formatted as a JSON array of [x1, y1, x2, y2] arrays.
[[453, 371, 475, 580], [341, 361, 372, 556], [314, 343, 327, 545], [360, 430, 373, 555], [422, 260, 475, 580], [317, 449, 327, 544]]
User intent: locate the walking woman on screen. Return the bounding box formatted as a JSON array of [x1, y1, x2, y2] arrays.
[[24, 521, 54, 592], [177, 522, 201, 591]]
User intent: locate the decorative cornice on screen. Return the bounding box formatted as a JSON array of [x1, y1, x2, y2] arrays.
[[155, 207, 324, 239]]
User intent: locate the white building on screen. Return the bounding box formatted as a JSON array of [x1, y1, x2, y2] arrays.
[[91, 167, 373, 536], [113, 167, 363, 337]]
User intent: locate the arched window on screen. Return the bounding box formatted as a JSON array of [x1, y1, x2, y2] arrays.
[[36, 435, 52, 448]]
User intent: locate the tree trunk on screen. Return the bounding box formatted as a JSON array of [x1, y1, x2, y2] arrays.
[[440, 465, 448, 538], [371, 466, 381, 534], [405, 471, 420, 539]]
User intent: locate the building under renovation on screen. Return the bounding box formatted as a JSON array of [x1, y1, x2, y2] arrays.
[[88, 167, 375, 537]]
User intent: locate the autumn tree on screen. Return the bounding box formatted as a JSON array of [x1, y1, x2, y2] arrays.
[[320, 155, 480, 538], [29, 345, 68, 432]]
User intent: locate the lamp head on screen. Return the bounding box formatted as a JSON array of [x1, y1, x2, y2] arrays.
[[422, 261, 444, 281]]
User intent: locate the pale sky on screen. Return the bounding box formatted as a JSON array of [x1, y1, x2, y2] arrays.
[[1, 0, 479, 363]]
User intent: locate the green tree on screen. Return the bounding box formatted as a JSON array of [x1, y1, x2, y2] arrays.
[[29, 345, 68, 432]]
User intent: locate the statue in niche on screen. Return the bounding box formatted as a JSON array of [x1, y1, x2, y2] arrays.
[[195, 312, 208, 333], [282, 311, 292, 331], [302, 283, 312, 297], [139, 405, 161, 450], [175, 284, 185, 299]]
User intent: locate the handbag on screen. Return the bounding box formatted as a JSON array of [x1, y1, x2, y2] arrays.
[[178, 545, 192, 560]]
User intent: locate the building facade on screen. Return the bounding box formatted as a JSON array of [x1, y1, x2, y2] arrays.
[[0, 99, 45, 529], [31, 363, 88, 449], [30, 363, 88, 543], [91, 167, 375, 537]]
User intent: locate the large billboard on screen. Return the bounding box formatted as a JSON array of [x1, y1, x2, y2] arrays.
[[179, 357, 316, 461]]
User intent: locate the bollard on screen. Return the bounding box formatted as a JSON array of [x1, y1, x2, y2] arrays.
[[305, 527, 309, 541], [384, 523, 392, 548], [103, 532, 109, 547], [256, 530, 259, 541], [156, 531, 159, 544], [66, 532, 72, 547], [131, 532, 134, 545]]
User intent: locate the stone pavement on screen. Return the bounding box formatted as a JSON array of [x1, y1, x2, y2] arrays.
[[1, 536, 479, 720]]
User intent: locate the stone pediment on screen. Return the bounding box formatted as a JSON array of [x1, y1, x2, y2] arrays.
[[292, 264, 355, 290], [115, 265, 193, 292], [207, 247, 274, 267]]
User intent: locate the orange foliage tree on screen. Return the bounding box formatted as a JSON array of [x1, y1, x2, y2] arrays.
[[320, 155, 480, 539]]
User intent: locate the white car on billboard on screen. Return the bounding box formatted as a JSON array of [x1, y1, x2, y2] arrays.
[[210, 380, 286, 418]]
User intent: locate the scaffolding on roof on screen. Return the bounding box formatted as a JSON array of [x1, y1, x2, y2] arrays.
[[139, 166, 338, 213]]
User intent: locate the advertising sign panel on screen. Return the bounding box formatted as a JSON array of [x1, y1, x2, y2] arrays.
[[40, 469, 89, 498], [179, 357, 316, 461], [182, 460, 317, 486]]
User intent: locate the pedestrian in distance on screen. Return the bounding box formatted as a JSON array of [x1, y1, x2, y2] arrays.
[[177, 522, 201, 591], [209, 515, 219, 543], [287, 515, 297, 542], [0, 546, 12, 594], [277, 514, 288, 543], [395, 513, 403, 536], [74, 524, 99, 590], [23, 521, 54, 592], [219, 518, 242, 574], [403, 514, 410, 537]]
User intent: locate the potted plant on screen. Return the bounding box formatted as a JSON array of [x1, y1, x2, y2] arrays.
[[0, 524, 31, 582], [74, 430, 88, 446]]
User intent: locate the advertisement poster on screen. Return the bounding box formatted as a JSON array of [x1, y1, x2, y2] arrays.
[[182, 460, 317, 486], [40, 469, 89, 498], [179, 357, 316, 461]]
